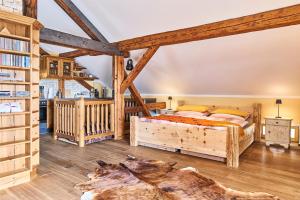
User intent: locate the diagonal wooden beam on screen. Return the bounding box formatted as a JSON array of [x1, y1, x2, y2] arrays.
[[40, 28, 122, 56], [126, 73, 151, 117], [54, 0, 108, 43], [117, 4, 300, 51], [120, 46, 159, 94], [76, 79, 94, 90]]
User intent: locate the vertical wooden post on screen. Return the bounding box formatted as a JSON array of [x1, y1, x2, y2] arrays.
[[130, 116, 139, 146], [53, 96, 58, 140], [58, 79, 65, 97], [253, 103, 262, 142], [113, 55, 125, 139], [110, 103, 115, 132], [77, 97, 85, 147], [227, 126, 239, 168]]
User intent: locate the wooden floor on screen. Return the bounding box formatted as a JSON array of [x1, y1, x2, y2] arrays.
[[0, 135, 300, 200]]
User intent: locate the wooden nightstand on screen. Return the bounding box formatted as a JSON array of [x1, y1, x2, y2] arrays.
[[159, 109, 175, 115], [265, 117, 292, 149]]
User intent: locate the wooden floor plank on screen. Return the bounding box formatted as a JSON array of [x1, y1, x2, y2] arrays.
[[0, 135, 299, 200]]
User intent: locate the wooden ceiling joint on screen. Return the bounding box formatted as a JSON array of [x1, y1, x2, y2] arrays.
[[120, 46, 159, 94]]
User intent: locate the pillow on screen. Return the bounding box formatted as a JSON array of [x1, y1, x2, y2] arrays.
[[209, 113, 245, 121], [211, 108, 249, 118], [175, 111, 208, 119], [177, 105, 208, 112], [209, 114, 248, 127]]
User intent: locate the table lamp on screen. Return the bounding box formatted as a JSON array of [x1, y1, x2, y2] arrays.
[[168, 96, 173, 110], [275, 99, 282, 118]]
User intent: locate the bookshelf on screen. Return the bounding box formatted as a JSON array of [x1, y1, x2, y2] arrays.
[[0, 10, 42, 190]]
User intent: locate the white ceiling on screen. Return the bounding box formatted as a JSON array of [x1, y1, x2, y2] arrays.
[[38, 0, 300, 97]]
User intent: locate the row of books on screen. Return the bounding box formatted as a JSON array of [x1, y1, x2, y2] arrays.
[[0, 53, 30, 67], [0, 90, 30, 97], [0, 36, 30, 52]]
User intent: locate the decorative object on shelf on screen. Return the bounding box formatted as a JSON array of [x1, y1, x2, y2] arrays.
[[275, 99, 282, 118], [168, 96, 173, 110], [95, 89, 99, 98], [126, 59, 134, 71]]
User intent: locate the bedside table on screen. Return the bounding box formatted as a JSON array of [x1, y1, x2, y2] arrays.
[[265, 117, 292, 149], [159, 109, 175, 115]]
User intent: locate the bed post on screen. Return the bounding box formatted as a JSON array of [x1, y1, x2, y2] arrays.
[[253, 103, 262, 142], [227, 126, 240, 168], [130, 116, 139, 146]]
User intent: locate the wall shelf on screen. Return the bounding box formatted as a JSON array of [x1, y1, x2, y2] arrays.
[[0, 125, 31, 131], [0, 65, 30, 71], [0, 32, 30, 41], [0, 49, 30, 56], [0, 112, 30, 116], [0, 154, 31, 163], [0, 140, 30, 148]]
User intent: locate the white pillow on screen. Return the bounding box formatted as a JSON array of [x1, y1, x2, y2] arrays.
[[209, 113, 246, 121], [209, 113, 248, 127]]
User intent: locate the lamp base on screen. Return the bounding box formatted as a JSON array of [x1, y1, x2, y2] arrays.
[[275, 116, 282, 118]]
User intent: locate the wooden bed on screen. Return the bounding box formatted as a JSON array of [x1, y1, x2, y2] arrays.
[[130, 103, 262, 168]]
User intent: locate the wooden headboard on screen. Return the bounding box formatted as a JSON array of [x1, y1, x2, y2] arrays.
[[177, 101, 262, 141]]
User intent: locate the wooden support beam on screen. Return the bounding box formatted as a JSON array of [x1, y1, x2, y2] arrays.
[[59, 50, 91, 58], [40, 28, 122, 56], [60, 49, 130, 58], [125, 102, 166, 113], [120, 46, 159, 94], [23, 0, 37, 19], [113, 56, 125, 139], [117, 4, 300, 51], [127, 81, 151, 117], [54, 0, 109, 43], [58, 79, 65, 97], [76, 80, 94, 91], [40, 48, 49, 56]]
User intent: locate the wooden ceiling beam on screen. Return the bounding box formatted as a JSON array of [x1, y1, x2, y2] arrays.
[[117, 4, 300, 51], [23, 0, 37, 19], [40, 28, 123, 56], [54, 0, 109, 43], [59, 49, 91, 58], [120, 46, 159, 94]]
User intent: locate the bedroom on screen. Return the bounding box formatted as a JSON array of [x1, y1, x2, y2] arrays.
[[0, 0, 300, 199]]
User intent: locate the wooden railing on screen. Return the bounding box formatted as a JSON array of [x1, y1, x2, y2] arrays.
[[124, 98, 166, 130], [53, 97, 114, 147]]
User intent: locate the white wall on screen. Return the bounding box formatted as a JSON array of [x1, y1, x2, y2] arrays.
[[38, 0, 300, 97]]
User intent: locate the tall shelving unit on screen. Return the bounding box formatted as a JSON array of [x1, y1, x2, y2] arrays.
[[0, 10, 41, 190]]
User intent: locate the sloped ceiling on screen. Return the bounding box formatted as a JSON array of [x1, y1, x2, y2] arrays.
[[38, 0, 300, 97]]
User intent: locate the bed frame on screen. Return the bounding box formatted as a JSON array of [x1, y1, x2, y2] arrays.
[[130, 103, 262, 168]]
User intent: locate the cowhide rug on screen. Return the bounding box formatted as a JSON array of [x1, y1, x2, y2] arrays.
[[75, 157, 279, 200]]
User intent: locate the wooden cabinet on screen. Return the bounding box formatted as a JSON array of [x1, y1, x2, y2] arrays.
[[41, 56, 74, 78], [265, 118, 292, 149]]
